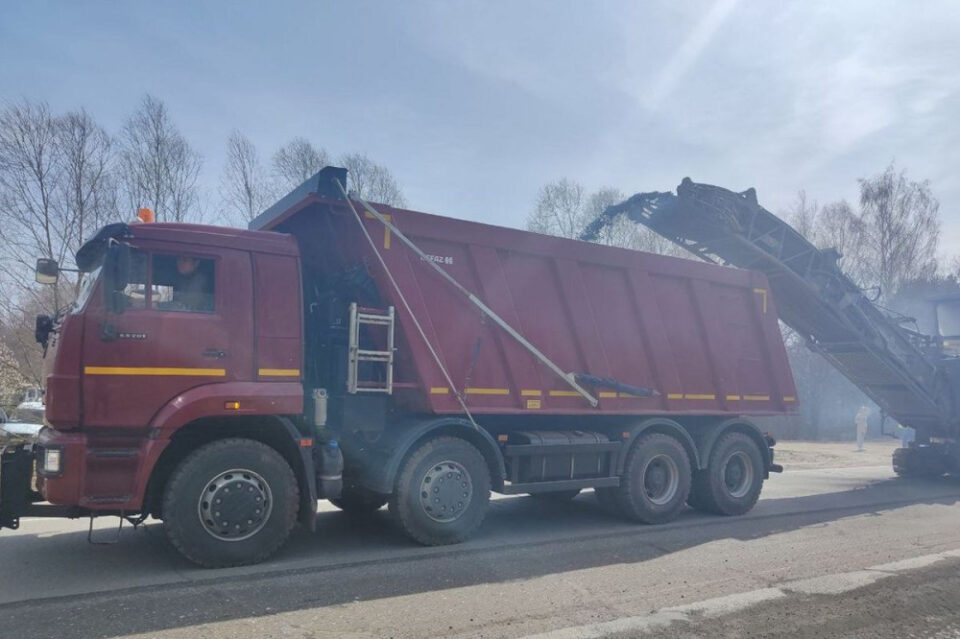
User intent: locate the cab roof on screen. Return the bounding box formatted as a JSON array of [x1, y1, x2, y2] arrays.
[[76, 221, 297, 271]]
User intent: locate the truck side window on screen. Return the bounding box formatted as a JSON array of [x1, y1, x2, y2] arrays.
[[120, 249, 148, 310], [151, 254, 215, 313]]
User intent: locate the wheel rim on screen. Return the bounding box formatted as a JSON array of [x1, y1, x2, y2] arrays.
[[197, 468, 273, 541], [642, 454, 680, 505], [723, 451, 754, 499], [419, 460, 473, 522]]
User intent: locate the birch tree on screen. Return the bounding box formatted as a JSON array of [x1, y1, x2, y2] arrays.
[[220, 130, 271, 225], [118, 95, 202, 223], [526, 178, 682, 255], [339, 153, 406, 207], [857, 163, 940, 298], [272, 137, 328, 190]]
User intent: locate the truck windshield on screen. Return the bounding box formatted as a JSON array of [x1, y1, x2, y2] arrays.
[[71, 266, 102, 313], [936, 300, 960, 338]]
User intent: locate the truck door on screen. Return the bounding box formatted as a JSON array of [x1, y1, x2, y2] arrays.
[[81, 244, 254, 429]]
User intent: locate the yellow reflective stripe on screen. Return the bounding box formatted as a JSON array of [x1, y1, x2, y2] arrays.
[[430, 387, 450, 394], [599, 392, 617, 398], [465, 387, 510, 395], [753, 288, 768, 314], [364, 211, 392, 248], [667, 393, 683, 400], [684, 394, 716, 400], [726, 394, 742, 401], [783, 396, 796, 402], [743, 394, 771, 401], [85, 366, 226, 376], [258, 368, 300, 377], [520, 389, 542, 397], [548, 390, 582, 397]]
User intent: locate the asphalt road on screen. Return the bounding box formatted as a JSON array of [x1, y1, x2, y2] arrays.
[[2, 461, 960, 639]]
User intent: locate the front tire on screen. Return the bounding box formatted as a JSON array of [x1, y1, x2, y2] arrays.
[[390, 437, 491, 546], [690, 432, 764, 516], [615, 433, 691, 524], [162, 438, 299, 568]]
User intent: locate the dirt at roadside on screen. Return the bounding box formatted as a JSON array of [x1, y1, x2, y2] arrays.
[[774, 439, 901, 470], [606, 558, 960, 639]]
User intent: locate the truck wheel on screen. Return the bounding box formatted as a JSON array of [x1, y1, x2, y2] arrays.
[[390, 436, 491, 546], [893, 447, 946, 479], [330, 486, 389, 514], [162, 438, 299, 568], [691, 432, 764, 516], [530, 489, 581, 502], [616, 433, 691, 524]]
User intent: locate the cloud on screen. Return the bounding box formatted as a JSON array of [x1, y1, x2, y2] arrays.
[[641, 0, 742, 110]]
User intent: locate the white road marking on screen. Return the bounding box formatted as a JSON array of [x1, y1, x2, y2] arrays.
[[520, 548, 960, 639], [782, 570, 888, 595]]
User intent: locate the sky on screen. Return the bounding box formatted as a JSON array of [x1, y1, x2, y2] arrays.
[[2, 1, 959, 254]]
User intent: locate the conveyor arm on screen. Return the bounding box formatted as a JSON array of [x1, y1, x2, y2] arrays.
[[585, 178, 947, 432]]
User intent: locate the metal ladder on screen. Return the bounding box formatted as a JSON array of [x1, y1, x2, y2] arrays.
[[347, 302, 395, 394]]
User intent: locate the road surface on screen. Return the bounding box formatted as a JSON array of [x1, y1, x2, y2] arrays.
[[2, 441, 959, 638]]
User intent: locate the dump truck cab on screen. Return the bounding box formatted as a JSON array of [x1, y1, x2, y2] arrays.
[[10, 222, 316, 550]]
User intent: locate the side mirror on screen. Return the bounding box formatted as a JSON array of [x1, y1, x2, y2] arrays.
[[35, 314, 54, 347], [102, 241, 131, 314], [35, 258, 59, 284]]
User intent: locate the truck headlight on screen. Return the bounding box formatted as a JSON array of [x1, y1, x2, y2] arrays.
[[42, 448, 62, 475]]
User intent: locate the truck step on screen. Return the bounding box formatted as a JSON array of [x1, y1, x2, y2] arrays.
[[501, 476, 620, 494]]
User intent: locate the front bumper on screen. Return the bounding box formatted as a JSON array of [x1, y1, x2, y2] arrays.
[[0, 443, 37, 529], [1, 427, 88, 530]]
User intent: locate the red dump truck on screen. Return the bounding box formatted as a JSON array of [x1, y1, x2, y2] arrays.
[[0, 167, 795, 567]]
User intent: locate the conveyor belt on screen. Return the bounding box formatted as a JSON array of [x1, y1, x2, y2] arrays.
[[584, 178, 946, 432]]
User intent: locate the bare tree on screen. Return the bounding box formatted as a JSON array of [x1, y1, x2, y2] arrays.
[[0, 100, 69, 309], [220, 130, 271, 225], [118, 94, 202, 223], [0, 287, 59, 389], [857, 163, 940, 298], [57, 109, 116, 292], [0, 101, 120, 392], [527, 178, 588, 239], [0, 334, 30, 409], [272, 137, 328, 190], [786, 190, 818, 240], [527, 179, 685, 256], [339, 153, 406, 206], [779, 167, 942, 440]]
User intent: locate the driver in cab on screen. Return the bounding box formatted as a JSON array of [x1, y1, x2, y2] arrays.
[[156, 255, 214, 312]]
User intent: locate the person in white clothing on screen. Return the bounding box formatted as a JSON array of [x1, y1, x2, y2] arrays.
[[855, 405, 870, 451]]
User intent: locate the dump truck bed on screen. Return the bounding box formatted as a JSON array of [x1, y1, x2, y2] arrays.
[[254, 185, 797, 418]]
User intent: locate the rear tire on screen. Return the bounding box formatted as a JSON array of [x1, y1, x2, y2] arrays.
[[615, 433, 691, 524], [691, 432, 764, 516], [390, 437, 491, 546], [330, 486, 388, 515], [162, 438, 299, 568], [893, 447, 946, 479]]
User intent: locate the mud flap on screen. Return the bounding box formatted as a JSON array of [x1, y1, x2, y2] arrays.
[[0, 445, 35, 530]]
